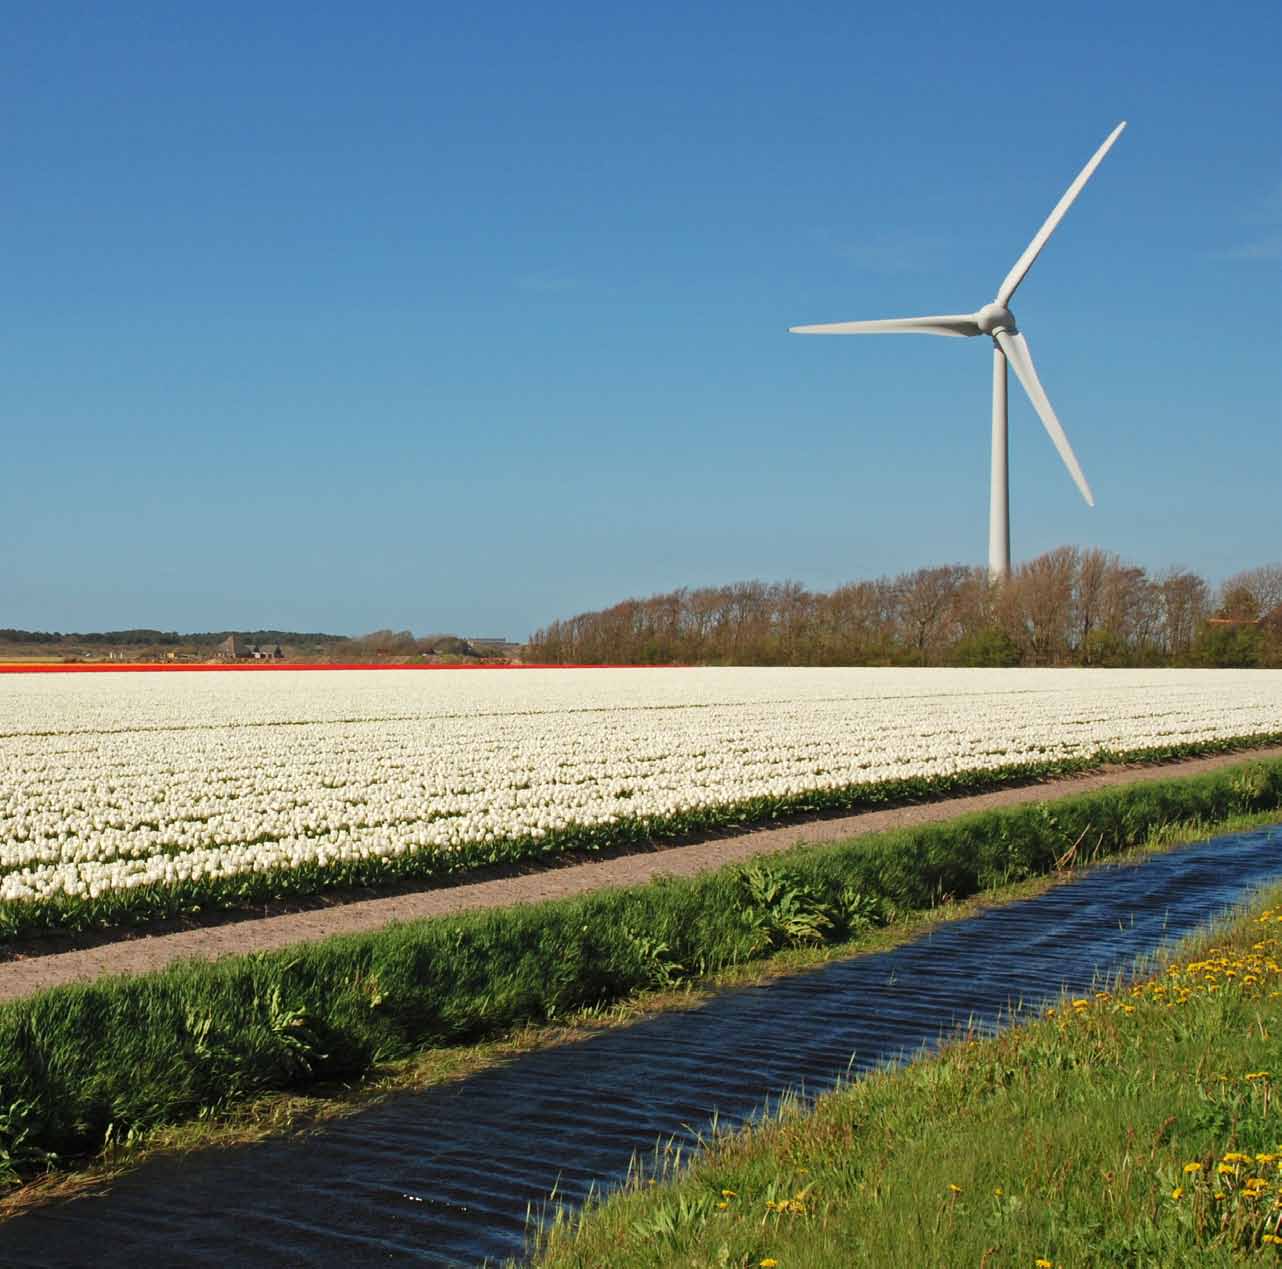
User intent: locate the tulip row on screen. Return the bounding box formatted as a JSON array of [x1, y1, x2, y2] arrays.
[[2, 667, 1280, 935]]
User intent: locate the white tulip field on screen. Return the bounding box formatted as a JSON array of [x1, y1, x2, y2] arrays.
[[2, 666, 1280, 934]]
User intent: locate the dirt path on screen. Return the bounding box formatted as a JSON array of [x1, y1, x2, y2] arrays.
[[3, 747, 1280, 1004]]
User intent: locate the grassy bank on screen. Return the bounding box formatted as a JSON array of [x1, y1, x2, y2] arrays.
[[533, 888, 1282, 1267], [5, 733, 1281, 941], [1, 758, 1281, 1193]]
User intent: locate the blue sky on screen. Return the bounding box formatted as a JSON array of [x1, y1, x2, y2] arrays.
[[3, 2, 1278, 638]]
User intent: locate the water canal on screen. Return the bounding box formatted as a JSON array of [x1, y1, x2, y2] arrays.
[[4, 823, 1281, 1267]]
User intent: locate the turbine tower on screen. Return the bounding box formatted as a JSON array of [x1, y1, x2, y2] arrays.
[[791, 122, 1126, 581]]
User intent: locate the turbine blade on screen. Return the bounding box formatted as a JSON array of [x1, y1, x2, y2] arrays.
[[790, 314, 981, 337], [996, 121, 1127, 306], [994, 329, 1095, 507]]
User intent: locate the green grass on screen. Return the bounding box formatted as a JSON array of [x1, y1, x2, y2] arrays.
[[4, 731, 1281, 940], [1, 757, 1280, 1198], [531, 888, 1282, 1268]]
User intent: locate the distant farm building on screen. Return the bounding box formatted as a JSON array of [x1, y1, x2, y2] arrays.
[[467, 637, 522, 655], [215, 636, 284, 661]]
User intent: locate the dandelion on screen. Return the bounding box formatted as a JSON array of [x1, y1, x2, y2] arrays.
[[1036, 1260, 1054, 1268], [1246, 1072, 1272, 1081], [1184, 1161, 1204, 1174], [948, 1184, 962, 1194], [760, 1261, 780, 1268], [1171, 1187, 1184, 1200], [721, 1189, 737, 1198]]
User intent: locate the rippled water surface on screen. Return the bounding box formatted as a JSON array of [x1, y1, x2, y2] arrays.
[[4, 824, 1281, 1268]]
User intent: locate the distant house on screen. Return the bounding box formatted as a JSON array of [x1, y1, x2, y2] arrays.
[[217, 635, 246, 660]]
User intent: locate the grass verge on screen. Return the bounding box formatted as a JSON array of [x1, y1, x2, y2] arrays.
[[1, 759, 1280, 1201], [531, 885, 1282, 1268], [4, 732, 1281, 940]]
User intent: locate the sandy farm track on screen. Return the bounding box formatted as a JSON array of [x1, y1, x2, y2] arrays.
[[3, 746, 1280, 1004]]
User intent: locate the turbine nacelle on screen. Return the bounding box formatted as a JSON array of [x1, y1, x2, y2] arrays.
[[974, 303, 1016, 336]]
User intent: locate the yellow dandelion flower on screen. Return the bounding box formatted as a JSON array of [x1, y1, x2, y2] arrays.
[[1184, 1161, 1204, 1174], [948, 1184, 962, 1194], [1223, 1153, 1252, 1164], [717, 1201, 729, 1210], [721, 1189, 737, 1198], [1246, 1072, 1271, 1081], [1264, 1233, 1282, 1245], [1217, 1162, 1238, 1176], [1170, 1186, 1184, 1200], [1036, 1260, 1054, 1268], [760, 1260, 780, 1268], [993, 1186, 1004, 1197]]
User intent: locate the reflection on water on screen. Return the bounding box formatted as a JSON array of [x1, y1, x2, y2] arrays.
[[3, 825, 1280, 1268]]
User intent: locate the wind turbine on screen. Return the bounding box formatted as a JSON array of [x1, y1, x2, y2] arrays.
[[791, 122, 1126, 580]]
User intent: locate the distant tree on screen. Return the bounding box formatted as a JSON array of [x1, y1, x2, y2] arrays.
[[1221, 564, 1282, 618], [1193, 622, 1262, 668], [895, 565, 970, 665], [1157, 568, 1210, 659], [356, 629, 418, 656], [1217, 585, 1262, 622], [951, 626, 1021, 667], [1009, 546, 1078, 664]]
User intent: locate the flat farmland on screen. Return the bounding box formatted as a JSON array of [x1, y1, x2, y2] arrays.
[[3, 667, 1281, 936]]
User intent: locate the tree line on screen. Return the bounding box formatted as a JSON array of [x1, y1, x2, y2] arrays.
[[0, 628, 494, 661], [0, 628, 349, 649], [525, 551, 1282, 668]]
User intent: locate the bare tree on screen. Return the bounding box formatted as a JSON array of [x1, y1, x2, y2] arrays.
[[1010, 547, 1079, 664], [895, 565, 970, 665], [1074, 547, 1116, 656], [1156, 568, 1210, 657], [1221, 564, 1282, 618]]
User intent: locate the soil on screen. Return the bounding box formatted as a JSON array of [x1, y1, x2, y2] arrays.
[[2, 746, 1280, 1004]]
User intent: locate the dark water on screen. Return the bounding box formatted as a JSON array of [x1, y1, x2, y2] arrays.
[[4, 824, 1282, 1268]]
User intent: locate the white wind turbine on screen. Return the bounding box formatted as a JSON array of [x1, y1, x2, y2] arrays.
[[791, 122, 1126, 580]]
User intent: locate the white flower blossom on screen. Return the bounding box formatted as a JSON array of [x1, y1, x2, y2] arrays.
[[1, 667, 1279, 910]]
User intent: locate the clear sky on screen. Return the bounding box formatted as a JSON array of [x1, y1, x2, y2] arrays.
[[4, 1, 1278, 639]]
